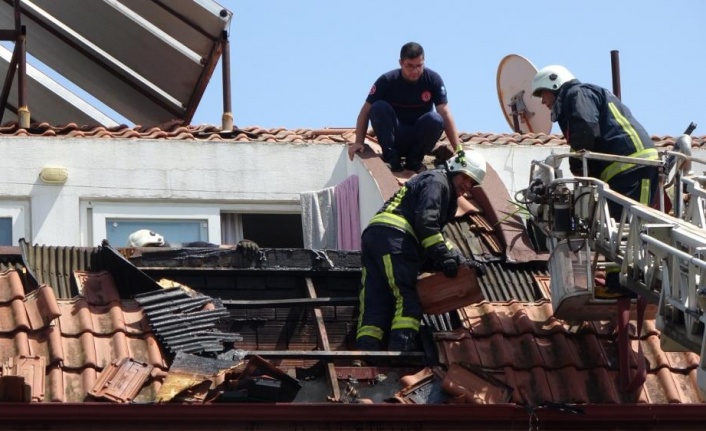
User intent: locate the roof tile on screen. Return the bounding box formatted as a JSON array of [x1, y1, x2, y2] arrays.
[[439, 302, 702, 405], [24, 285, 61, 330], [0, 300, 31, 332], [0, 269, 25, 302], [0, 122, 702, 149], [0, 269, 168, 403]]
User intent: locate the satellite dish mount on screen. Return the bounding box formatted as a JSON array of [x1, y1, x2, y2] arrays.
[[496, 54, 551, 135]]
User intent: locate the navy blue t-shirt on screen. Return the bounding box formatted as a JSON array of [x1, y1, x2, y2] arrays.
[[365, 68, 448, 125]]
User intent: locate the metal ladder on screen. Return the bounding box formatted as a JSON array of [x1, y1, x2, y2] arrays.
[[519, 149, 706, 396]]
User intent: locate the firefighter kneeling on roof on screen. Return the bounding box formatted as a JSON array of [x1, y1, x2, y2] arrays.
[[356, 150, 487, 352]]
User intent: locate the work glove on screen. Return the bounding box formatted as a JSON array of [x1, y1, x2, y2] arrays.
[[237, 239, 260, 259], [465, 259, 486, 276], [442, 257, 458, 278]]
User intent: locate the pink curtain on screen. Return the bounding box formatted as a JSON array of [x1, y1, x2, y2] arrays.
[[335, 175, 360, 250]]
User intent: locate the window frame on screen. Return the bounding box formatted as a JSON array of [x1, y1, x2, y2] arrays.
[[0, 199, 30, 246], [81, 201, 301, 247], [82, 201, 221, 247]]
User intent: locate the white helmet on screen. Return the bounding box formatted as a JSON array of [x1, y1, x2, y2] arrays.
[[446, 150, 486, 185], [531, 65, 575, 97], [127, 229, 165, 247]]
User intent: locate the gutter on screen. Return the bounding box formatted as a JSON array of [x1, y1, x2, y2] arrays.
[[1, 403, 706, 428]]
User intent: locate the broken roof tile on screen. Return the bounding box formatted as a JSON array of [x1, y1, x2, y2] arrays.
[[3, 355, 46, 401], [24, 285, 61, 330], [0, 269, 26, 303], [89, 357, 154, 403], [74, 271, 120, 305]]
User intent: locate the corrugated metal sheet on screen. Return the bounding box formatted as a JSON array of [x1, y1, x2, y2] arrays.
[[445, 220, 550, 303], [18, 240, 166, 299]]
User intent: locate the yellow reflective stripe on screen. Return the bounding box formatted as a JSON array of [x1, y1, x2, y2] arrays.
[[384, 254, 421, 332], [356, 266, 385, 341], [391, 316, 421, 331], [387, 186, 408, 212], [608, 102, 645, 152], [357, 325, 384, 340], [445, 240, 455, 250], [383, 254, 405, 325], [369, 212, 417, 240], [599, 148, 659, 182], [640, 178, 651, 205], [356, 267, 367, 331], [421, 232, 444, 249]]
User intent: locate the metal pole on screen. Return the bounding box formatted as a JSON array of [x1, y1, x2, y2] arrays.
[[610, 50, 621, 100], [221, 30, 233, 132]]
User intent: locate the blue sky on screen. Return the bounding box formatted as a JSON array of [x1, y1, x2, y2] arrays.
[[192, 0, 705, 137]]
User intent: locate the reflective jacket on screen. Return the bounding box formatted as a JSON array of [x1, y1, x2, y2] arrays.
[[366, 169, 460, 264], [552, 80, 658, 182]]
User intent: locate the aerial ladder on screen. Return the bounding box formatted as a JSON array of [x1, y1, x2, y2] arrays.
[[516, 125, 706, 395]]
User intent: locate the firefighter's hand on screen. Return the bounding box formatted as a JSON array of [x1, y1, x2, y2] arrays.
[[465, 259, 486, 276], [237, 239, 260, 258], [348, 142, 365, 160], [442, 258, 458, 278]]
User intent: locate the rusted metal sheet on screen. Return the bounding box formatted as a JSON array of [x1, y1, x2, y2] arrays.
[[231, 355, 302, 402], [156, 351, 241, 403]]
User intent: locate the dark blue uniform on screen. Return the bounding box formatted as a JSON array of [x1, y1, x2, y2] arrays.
[[552, 80, 659, 294], [356, 169, 463, 351], [365, 68, 448, 171]]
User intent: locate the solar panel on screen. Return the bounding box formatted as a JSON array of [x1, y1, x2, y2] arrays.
[[0, 44, 119, 126], [0, 0, 231, 126]]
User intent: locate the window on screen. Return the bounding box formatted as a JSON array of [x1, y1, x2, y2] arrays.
[[84, 201, 303, 249], [84, 201, 220, 247], [242, 213, 303, 248], [0, 217, 12, 245], [106, 219, 208, 247], [220, 202, 303, 248], [0, 201, 29, 246]]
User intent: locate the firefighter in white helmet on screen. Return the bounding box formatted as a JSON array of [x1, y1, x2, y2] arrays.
[[355, 150, 486, 352], [531, 64, 659, 298]]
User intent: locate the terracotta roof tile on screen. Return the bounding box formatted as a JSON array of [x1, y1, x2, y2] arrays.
[[0, 299, 32, 332], [0, 269, 168, 403], [0, 270, 25, 302], [0, 121, 703, 149], [74, 271, 122, 306], [24, 286, 61, 330], [437, 302, 703, 405]]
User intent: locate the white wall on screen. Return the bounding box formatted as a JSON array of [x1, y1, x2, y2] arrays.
[[0, 139, 348, 246], [0, 136, 702, 247]]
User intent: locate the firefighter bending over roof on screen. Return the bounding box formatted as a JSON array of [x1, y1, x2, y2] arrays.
[[531, 65, 659, 298], [355, 150, 487, 352]]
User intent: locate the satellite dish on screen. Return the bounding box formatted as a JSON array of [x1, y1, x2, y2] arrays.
[[496, 54, 552, 135]]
